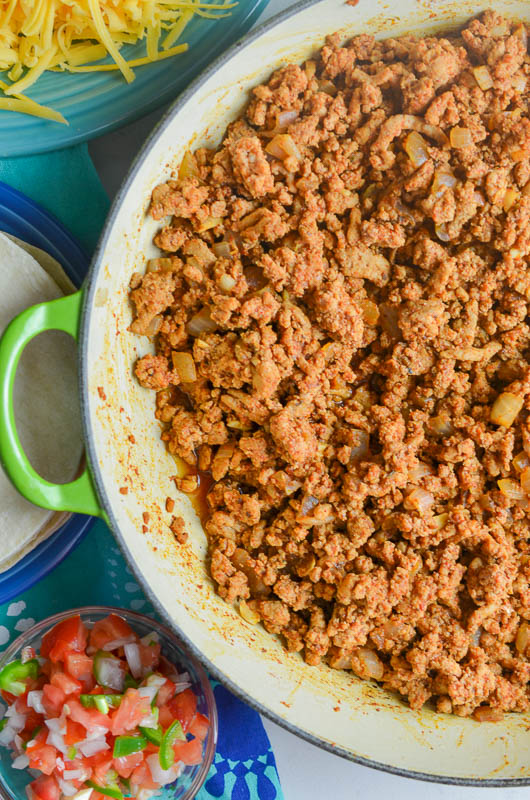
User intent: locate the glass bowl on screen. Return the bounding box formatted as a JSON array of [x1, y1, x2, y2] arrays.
[[0, 606, 218, 800]]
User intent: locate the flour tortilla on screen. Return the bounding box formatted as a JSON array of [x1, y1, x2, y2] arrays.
[[0, 232, 83, 572]]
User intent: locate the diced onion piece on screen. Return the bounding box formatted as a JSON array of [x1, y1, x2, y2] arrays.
[[353, 385, 372, 411], [277, 110, 299, 128], [187, 307, 217, 337], [350, 430, 370, 462], [435, 222, 451, 242], [513, 451, 530, 473], [490, 392, 524, 427], [433, 513, 449, 530], [405, 487, 435, 514], [146, 314, 162, 337], [521, 467, 530, 496], [498, 478, 526, 501], [318, 79, 337, 95], [219, 274, 236, 291], [199, 216, 223, 233], [516, 621, 530, 654], [490, 22, 510, 36], [359, 299, 380, 326], [146, 753, 180, 786], [305, 60, 316, 79], [403, 130, 429, 167], [473, 65, 494, 91], [409, 461, 433, 481], [124, 643, 143, 679], [63, 770, 83, 781], [473, 706, 503, 722], [354, 647, 384, 680], [95, 656, 125, 692], [244, 265, 267, 291], [57, 778, 78, 797], [146, 258, 173, 273], [429, 414, 453, 436], [503, 188, 520, 212], [239, 599, 260, 625], [450, 126, 473, 149], [137, 686, 158, 704], [77, 738, 109, 757], [265, 133, 301, 162], [102, 635, 136, 652], [178, 150, 199, 181], [213, 242, 231, 259], [27, 691, 45, 715], [300, 495, 318, 516], [172, 352, 197, 383], [12, 753, 29, 770], [21, 647, 36, 664], [431, 167, 457, 199]]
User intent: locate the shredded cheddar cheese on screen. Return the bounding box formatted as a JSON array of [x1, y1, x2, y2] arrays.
[[0, 0, 237, 124]]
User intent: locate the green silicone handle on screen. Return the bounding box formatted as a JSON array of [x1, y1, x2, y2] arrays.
[[0, 290, 103, 518]]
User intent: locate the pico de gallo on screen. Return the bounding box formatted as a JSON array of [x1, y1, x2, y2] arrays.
[[0, 614, 210, 800]]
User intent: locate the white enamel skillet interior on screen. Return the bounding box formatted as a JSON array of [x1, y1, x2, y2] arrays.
[[80, 0, 530, 785]]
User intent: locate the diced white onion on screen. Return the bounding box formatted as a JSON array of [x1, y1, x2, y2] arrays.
[[124, 643, 142, 679], [57, 778, 78, 797], [71, 790, 94, 800], [63, 770, 83, 780], [83, 725, 108, 742], [96, 657, 126, 691], [45, 717, 66, 735], [12, 753, 29, 770], [145, 673, 166, 690], [137, 686, 158, 703], [102, 636, 136, 652], [140, 632, 160, 647], [173, 682, 192, 695], [46, 731, 68, 754], [137, 791, 156, 800], [21, 647, 36, 664], [138, 710, 158, 730], [27, 691, 46, 715], [78, 738, 110, 758], [146, 753, 179, 786], [0, 724, 16, 747]]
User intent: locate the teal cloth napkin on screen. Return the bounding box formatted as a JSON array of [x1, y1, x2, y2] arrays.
[[0, 144, 109, 253], [0, 144, 284, 800]]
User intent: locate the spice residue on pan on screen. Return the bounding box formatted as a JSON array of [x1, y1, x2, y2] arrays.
[[129, 11, 530, 720]]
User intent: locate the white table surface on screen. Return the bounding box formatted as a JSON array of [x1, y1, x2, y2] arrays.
[[89, 3, 527, 797]]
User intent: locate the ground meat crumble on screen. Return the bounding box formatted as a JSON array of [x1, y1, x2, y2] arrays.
[[130, 11, 530, 720]]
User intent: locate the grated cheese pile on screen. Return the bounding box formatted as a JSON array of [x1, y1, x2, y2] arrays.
[[0, 0, 236, 124]]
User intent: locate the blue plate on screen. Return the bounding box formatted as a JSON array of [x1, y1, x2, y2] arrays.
[[0, 0, 269, 158], [0, 182, 95, 605]]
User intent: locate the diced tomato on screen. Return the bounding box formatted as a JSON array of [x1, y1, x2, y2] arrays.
[[50, 671, 82, 696], [64, 719, 86, 746], [27, 744, 57, 776], [1, 690, 17, 704], [67, 698, 111, 730], [131, 761, 159, 790], [15, 695, 32, 715], [89, 614, 135, 652], [30, 775, 60, 800], [42, 684, 65, 717], [64, 652, 93, 683], [157, 705, 174, 729], [41, 616, 88, 663], [173, 737, 203, 766], [155, 679, 176, 708], [89, 753, 114, 785], [22, 711, 45, 736], [110, 688, 151, 735], [189, 712, 209, 741], [138, 642, 161, 672], [114, 751, 144, 778], [167, 688, 197, 733]]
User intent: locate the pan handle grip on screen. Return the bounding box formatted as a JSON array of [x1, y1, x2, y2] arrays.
[[0, 291, 103, 518]]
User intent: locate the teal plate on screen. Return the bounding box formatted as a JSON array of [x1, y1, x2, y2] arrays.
[[0, 0, 269, 158]]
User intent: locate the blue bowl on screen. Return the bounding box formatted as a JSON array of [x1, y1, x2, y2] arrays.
[[0, 182, 95, 605]]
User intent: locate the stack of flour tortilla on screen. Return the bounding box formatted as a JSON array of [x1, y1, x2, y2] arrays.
[[0, 232, 83, 572]]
